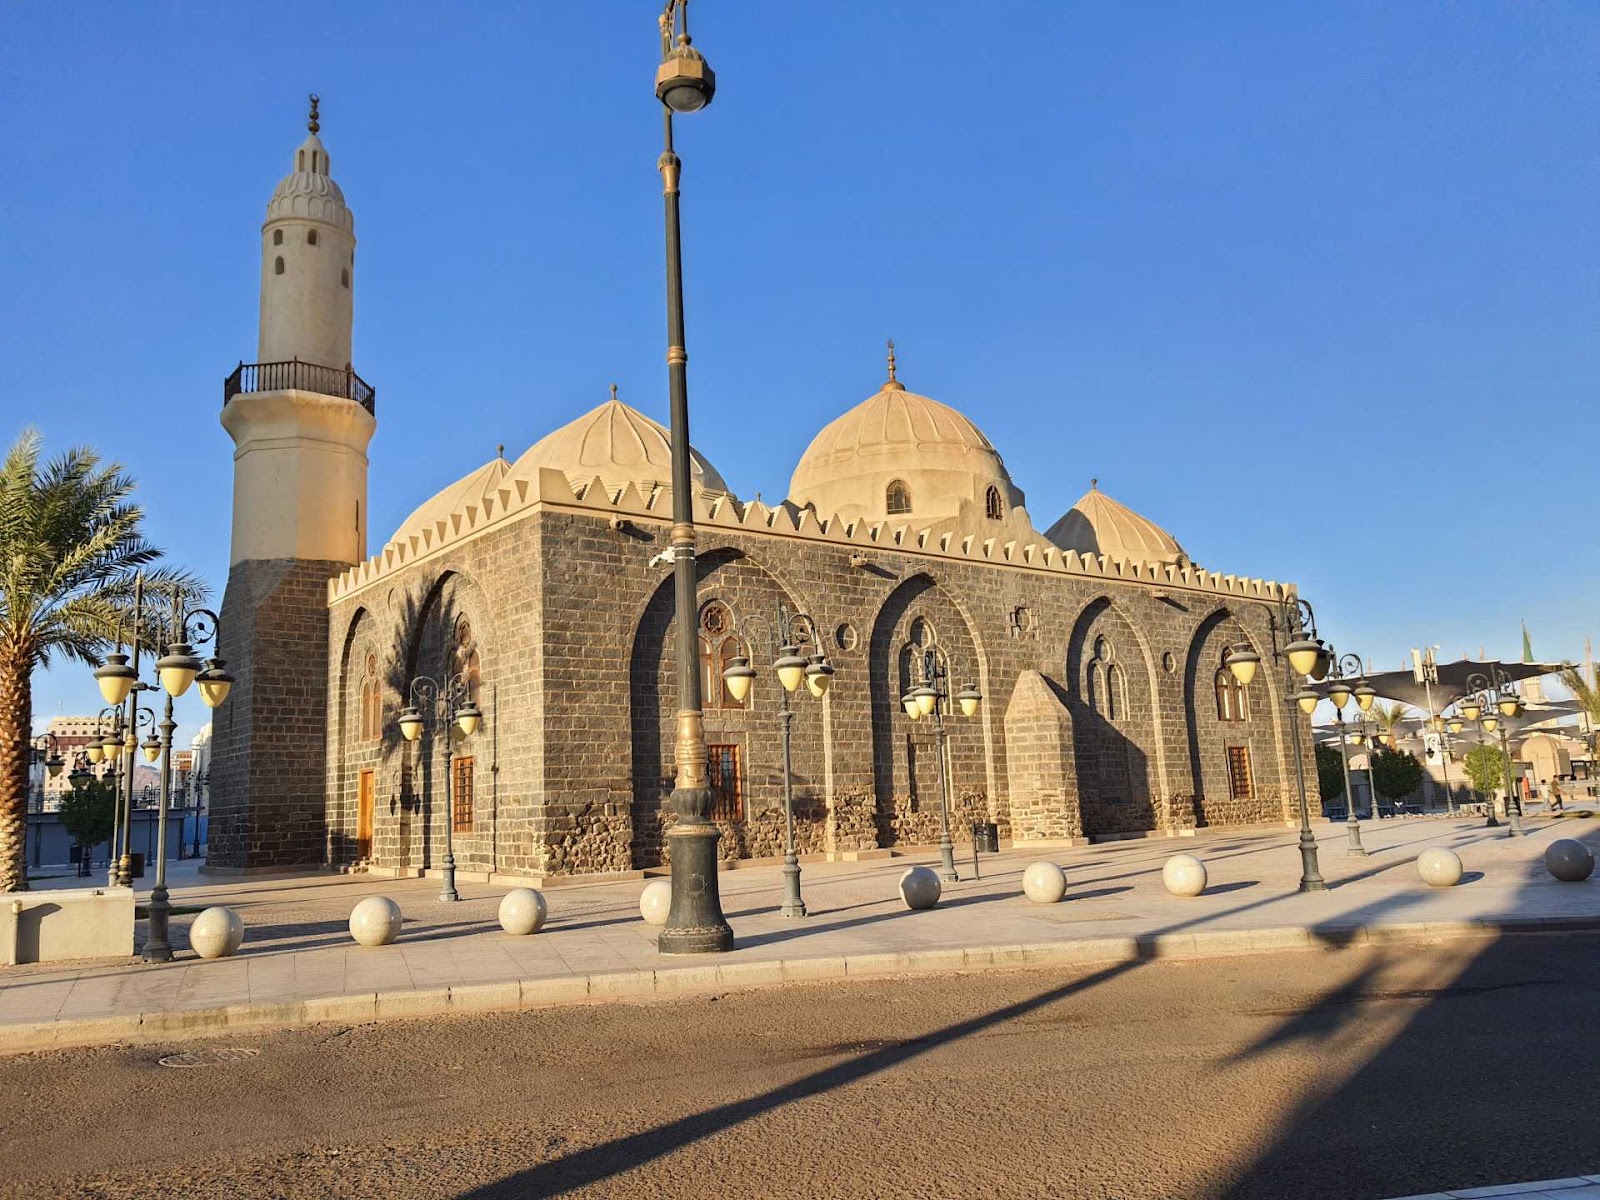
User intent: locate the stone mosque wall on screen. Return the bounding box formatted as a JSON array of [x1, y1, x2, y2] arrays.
[[319, 473, 1304, 882]]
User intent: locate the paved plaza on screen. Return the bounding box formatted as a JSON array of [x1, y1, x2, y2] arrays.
[[3, 814, 1596, 1052]]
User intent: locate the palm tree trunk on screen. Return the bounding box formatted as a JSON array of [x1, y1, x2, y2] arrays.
[[0, 649, 32, 892]]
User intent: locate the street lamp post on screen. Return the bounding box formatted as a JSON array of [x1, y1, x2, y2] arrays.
[[720, 601, 836, 918], [191, 769, 208, 860], [92, 571, 147, 888], [397, 672, 482, 903], [1321, 651, 1375, 857], [1458, 670, 1526, 838], [1416, 649, 1458, 815], [900, 647, 983, 883], [144, 592, 233, 961], [652, 0, 732, 954], [1221, 594, 1328, 892]]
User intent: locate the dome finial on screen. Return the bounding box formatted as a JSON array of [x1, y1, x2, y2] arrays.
[[609, 382, 619, 402], [497, 444, 506, 462], [1091, 477, 1098, 490], [884, 339, 904, 391], [308, 93, 320, 135]]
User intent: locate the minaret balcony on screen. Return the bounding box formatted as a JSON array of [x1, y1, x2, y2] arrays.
[[223, 359, 376, 415]]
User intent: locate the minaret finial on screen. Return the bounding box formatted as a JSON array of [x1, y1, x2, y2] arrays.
[[497, 443, 505, 461], [308, 93, 320, 135], [609, 382, 619, 402], [884, 339, 904, 390], [1091, 477, 1098, 490]]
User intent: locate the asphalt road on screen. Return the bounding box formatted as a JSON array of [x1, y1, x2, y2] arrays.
[[2, 933, 1595, 1200]]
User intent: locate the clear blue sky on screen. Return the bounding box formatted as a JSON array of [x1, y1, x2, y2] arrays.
[[4, 1, 1596, 746]]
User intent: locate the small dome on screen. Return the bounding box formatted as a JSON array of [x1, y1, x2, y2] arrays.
[[265, 133, 353, 231], [511, 392, 730, 497], [789, 357, 1023, 525], [1046, 482, 1188, 566], [386, 454, 512, 549]]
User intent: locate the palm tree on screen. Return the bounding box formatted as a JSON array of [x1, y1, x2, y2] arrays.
[[1370, 701, 1411, 749], [0, 430, 194, 892], [1558, 662, 1600, 754]]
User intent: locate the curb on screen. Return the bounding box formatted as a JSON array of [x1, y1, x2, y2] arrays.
[[4, 915, 1596, 1057]]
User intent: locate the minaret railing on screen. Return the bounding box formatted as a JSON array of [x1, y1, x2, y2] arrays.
[[223, 359, 376, 414]]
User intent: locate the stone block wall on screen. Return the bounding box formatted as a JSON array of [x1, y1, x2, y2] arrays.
[[1004, 670, 1083, 841]]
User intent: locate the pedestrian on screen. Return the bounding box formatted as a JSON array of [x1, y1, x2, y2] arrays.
[[1549, 779, 1565, 813]]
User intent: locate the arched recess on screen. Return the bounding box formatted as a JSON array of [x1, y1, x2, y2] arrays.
[[397, 567, 500, 874], [1182, 607, 1286, 827], [866, 572, 991, 847], [628, 547, 824, 868], [330, 606, 373, 865], [1063, 597, 1161, 836]]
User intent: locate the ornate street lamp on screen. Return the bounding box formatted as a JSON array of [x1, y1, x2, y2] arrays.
[[652, 0, 732, 954], [1460, 668, 1526, 837], [397, 671, 482, 903], [1320, 650, 1372, 857], [901, 646, 983, 882], [1225, 593, 1327, 892], [135, 589, 232, 962], [722, 601, 836, 918]]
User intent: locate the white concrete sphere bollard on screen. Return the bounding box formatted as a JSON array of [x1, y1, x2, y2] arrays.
[[1022, 861, 1068, 904], [1544, 839, 1595, 883], [898, 866, 942, 910], [349, 896, 403, 947], [187, 906, 244, 959], [1416, 846, 1464, 888], [1162, 854, 1208, 898], [498, 887, 549, 936], [639, 879, 673, 926]]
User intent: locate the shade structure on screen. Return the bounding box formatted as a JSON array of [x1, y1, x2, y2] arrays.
[[1352, 658, 1562, 715]]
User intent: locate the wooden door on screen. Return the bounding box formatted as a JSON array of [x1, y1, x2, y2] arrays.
[[357, 770, 375, 860]]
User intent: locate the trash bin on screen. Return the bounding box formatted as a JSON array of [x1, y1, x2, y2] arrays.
[[972, 821, 999, 854], [129, 852, 146, 879]]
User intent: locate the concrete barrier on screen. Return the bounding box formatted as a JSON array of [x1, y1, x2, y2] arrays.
[[0, 888, 134, 965]]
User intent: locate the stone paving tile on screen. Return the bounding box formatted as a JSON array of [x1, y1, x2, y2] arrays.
[[5, 816, 1597, 1031]]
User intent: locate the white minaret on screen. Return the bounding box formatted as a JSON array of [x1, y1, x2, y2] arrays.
[[222, 93, 374, 568], [213, 94, 375, 869]]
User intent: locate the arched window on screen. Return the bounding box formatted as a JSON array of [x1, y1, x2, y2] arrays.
[[307, 229, 318, 246], [1088, 664, 1104, 716], [274, 257, 285, 276], [359, 653, 381, 742], [1108, 664, 1125, 722], [697, 600, 746, 710], [985, 486, 1004, 520], [297, 150, 305, 171], [1087, 636, 1123, 721], [341, 268, 350, 289], [886, 480, 912, 515], [453, 617, 481, 702], [1214, 651, 1248, 722], [273, 228, 283, 246]]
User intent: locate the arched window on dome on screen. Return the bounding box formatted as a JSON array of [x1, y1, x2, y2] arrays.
[[297, 150, 305, 171], [274, 257, 285, 276], [697, 600, 747, 710], [985, 486, 1004, 521], [886, 480, 912, 515]]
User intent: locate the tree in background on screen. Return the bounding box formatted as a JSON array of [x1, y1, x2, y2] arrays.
[[1464, 744, 1508, 801], [1559, 663, 1600, 742], [1315, 742, 1345, 804], [0, 429, 196, 892], [1371, 747, 1424, 806], [56, 779, 116, 877], [1370, 701, 1411, 749]]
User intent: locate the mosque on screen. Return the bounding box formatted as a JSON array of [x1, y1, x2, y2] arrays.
[[209, 104, 1311, 881]]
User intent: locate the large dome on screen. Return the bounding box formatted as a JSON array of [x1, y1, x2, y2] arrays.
[[511, 391, 729, 496], [265, 133, 353, 230], [788, 357, 1024, 525], [386, 453, 513, 550], [1046, 482, 1188, 566]]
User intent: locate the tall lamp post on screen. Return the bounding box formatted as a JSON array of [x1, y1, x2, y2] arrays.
[[397, 672, 482, 903], [1456, 670, 1526, 838], [652, 0, 732, 954], [1321, 653, 1376, 857], [721, 601, 836, 918], [1416, 649, 1459, 815], [94, 587, 235, 962], [900, 647, 983, 883], [1221, 595, 1329, 892]]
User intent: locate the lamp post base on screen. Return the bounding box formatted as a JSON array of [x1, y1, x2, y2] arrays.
[[141, 885, 174, 963], [439, 863, 459, 903], [116, 854, 133, 889], [938, 838, 959, 883], [1298, 830, 1326, 892], [779, 855, 806, 918], [660, 819, 734, 954], [1345, 819, 1368, 857]]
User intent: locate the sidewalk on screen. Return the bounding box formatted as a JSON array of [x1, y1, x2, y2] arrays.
[[3, 815, 1596, 1054], [1388, 1177, 1600, 1199]]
